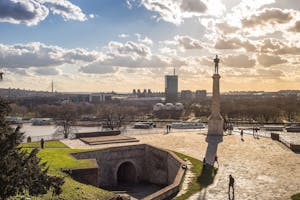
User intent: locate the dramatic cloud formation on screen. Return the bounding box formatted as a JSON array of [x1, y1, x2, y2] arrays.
[[222, 54, 256, 68], [175, 35, 203, 49], [289, 20, 300, 32], [257, 54, 287, 67], [215, 37, 256, 51], [0, 42, 98, 68], [129, 0, 225, 25], [39, 0, 87, 21], [0, 0, 87, 26], [0, 0, 48, 25], [107, 41, 152, 57], [242, 8, 293, 28]]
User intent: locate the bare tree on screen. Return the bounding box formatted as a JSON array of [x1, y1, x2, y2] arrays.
[[55, 103, 77, 138]]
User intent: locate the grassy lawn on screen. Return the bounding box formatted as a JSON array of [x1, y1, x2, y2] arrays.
[[20, 140, 68, 148], [292, 193, 300, 200], [18, 141, 114, 200], [174, 152, 218, 200]]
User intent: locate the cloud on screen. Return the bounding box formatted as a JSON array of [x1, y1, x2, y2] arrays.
[[39, 0, 87, 21], [256, 68, 284, 78], [242, 8, 293, 28], [222, 54, 256, 68], [289, 20, 300, 32], [257, 53, 287, 67], [175, 35, 202, 49], [0, 0, 48, 26], [79, 64, 116, 74], [260, 39, 300, 55], [107, 41, 152, 57], [34, 67, 60, 75], [216, 22, 239, 34], [215, 37, 256, 51], [118, 33, 130, 38], [135, 0, 219, 25], [0, 42, 99, 68], [180, 0, 206, 13], [0, 0, 87, 26]]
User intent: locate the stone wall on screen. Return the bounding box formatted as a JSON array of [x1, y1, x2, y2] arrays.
[[70, 144, 186, 199], [65, 167, 99, 187], [75, 130, 121, 139]]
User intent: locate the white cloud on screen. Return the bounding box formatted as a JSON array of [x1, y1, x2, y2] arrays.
[[107, 41, 152, 57], [118, 33, 130, 38], [0, 0, 87, 26], [0, 42, 99, 68], [175, 35, 203, 49], [242, 8, 293, 28], [39, 0, 87, 21], [0, 0, 49, 26], [134, 0, 225, 25]]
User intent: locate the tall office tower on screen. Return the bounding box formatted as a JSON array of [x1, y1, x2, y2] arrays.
[[165, 70, 178, 103]]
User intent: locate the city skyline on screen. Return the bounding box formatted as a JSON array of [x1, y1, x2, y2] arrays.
[[0, 0, 300, 92]]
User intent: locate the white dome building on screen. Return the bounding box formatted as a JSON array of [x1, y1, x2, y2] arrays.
[[174, 103, 184, 110], [164, 103, 175, 110], [153, 103, 164, 111]]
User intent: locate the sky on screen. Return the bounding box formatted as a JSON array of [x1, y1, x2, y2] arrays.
[[0, 0, 300, 92]]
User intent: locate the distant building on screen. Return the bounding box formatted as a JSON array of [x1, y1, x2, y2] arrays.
[[165, 75, 178, 103], [195, 90, 207, 100], [89, 93, 112, 103], [181, 90, 193, 101]]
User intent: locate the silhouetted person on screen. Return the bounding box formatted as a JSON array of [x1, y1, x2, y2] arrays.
[[40, 138, 44, 149], [203, 157, 206, 169], [240, 129, 244, 140], [27, 136, 32, 143], [0, 72, 3, 80], [228, 174, 235, 199], [166, 125, 170, 133], [214, 155, 219, 167]]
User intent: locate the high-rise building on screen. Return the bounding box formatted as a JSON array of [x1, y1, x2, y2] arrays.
[[165, 74, 178, 103]]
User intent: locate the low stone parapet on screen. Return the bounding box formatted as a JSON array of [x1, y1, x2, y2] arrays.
[[75, 130, 121, 138]]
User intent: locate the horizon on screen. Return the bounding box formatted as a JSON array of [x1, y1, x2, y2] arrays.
[[0, 0, 300, 92]]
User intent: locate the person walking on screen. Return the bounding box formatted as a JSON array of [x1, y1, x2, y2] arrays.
[[166, 125, 169, 134], [228, 174, 235, 199], [240, 129, 244, 140]]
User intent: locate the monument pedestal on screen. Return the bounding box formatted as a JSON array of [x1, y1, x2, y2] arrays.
[[204, 70, 224, 166]]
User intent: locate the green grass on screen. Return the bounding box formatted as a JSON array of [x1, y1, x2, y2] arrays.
[[17, 141, 114, 200], [292, 193, 300, 200], [20, 140, 68, 148], [174, 152, 218, 200]]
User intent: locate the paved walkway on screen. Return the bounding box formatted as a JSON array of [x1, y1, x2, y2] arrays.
[[62, 132, 300, 200]]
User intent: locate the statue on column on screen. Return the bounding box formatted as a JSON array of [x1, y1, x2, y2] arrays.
[[214, 55, 219, 74]]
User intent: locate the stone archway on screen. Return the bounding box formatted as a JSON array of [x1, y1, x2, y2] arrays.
[[117, 161, 137, 185]]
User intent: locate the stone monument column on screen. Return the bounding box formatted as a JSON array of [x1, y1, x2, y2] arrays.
[[204, 55, 224, 166]]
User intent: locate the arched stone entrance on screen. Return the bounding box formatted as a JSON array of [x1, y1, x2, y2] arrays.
[[117, 161, 137, 185]]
